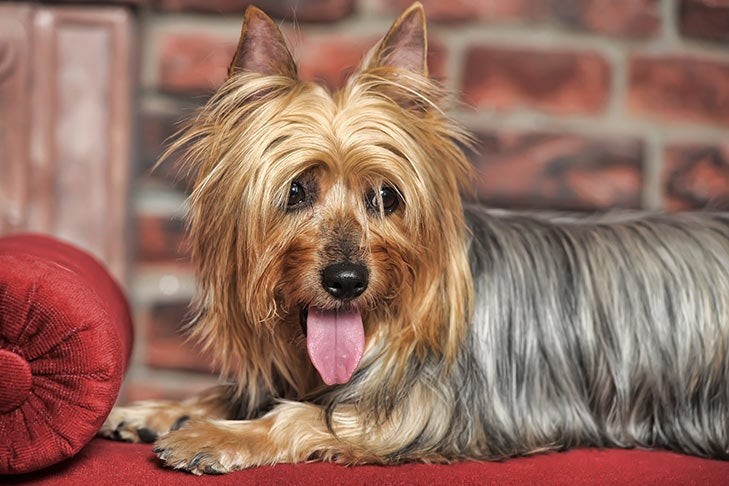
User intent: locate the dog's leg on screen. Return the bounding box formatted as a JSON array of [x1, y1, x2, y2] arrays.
[[99, 385, 233, 443], [152, 400, 427, 474]]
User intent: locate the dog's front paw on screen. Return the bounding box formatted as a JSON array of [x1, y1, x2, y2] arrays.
[[153, 420, 246, 475], [99, 401, 191, 444]]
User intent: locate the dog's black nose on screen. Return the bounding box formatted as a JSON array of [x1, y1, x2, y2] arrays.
[[321, 263, 369, 300]]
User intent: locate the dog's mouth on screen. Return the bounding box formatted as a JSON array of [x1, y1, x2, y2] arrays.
[[299, 306, 365, 386]]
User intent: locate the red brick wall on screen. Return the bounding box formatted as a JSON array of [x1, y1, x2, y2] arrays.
[[125, 0, 729, 402]]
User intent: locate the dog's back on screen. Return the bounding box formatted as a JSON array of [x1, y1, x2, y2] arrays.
[[464, 205, 729, 458]]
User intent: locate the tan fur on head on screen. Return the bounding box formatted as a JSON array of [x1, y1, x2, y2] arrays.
[[160, 1, 474, 411]]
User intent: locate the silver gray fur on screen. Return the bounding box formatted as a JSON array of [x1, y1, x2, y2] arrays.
[[460, 205, 729, 459]]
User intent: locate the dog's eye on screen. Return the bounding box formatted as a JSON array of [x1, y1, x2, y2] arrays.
[[288, 182, 305, 207], [380, 187, 399, 212], [366, 186, 400, 215]]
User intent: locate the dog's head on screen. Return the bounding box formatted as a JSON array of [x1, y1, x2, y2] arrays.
[[169, 3, 473, 387]]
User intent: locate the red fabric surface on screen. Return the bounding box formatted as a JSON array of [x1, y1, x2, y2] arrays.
[[5, 438, 729, 485], [0, 234, 133, 475]]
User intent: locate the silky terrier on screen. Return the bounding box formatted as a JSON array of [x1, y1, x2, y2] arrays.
[[101, 2, 729, 474]]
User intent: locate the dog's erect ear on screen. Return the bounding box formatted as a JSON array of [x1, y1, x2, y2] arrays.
[[362, 2, 427, 75], [229, 6, 298, 79]]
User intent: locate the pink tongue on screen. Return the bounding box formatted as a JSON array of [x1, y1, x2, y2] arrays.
[[306, 308, 365, 385]]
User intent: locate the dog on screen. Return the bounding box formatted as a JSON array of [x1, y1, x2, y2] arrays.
[[100, 2, 729, 474]]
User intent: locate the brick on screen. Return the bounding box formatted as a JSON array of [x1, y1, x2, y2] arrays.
[[663, 143, 729, 210], [470, 131, 644, 210], [138, 108, 195, 188], [152, 0, 355, 22], [158, 31, 445, 93], [136, 214, 191, 265], [145, 300, 217, 373], [375, 0, 660, 38], [462, 47, 610, 115], [372, 0, 537, 23], [159, 33, 235, 94], [679, 0, 729, 44], [541, 0, 660, 39], [628, 56, 729, 126], [292, 35, 377, 90], [296, 34, 447, 89]]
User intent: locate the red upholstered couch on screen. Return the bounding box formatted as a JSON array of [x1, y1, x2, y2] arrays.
[[3, 234, 729, 484], [8, 439, 729, 484]]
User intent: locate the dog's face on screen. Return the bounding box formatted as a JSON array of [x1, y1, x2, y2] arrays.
[[171, 3, 474, 387]]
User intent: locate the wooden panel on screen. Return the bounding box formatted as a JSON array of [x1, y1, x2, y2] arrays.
[[0, 5, 32, 234], [28, 6, 133, 283]]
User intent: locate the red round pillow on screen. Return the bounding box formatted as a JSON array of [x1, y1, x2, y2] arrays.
[[0, 234, 133, 474]]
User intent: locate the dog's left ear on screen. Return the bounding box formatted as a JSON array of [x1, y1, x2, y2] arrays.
[[362, 2, 427, 76], [229, 6, 298, 79]]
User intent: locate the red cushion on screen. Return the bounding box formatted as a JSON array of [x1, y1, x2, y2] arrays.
[[8, 438, 729, 484], [0, 234, 133, 475]]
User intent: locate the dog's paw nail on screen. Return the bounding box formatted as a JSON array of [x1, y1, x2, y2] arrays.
[[188, 453, 206, 469], [137, 427, 158, 443], [203, 465, 224, 475], [112, 421, 125, 440], [171, 415, 190, 431]]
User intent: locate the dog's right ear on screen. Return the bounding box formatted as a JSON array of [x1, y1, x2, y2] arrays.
[[229, 6, 298, 79], [361, 2, 427, 76]]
